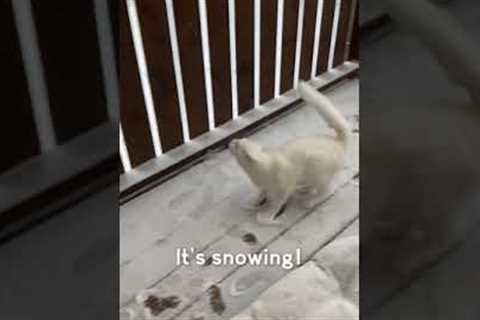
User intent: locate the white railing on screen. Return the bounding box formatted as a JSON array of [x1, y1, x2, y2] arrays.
[[120, 0, 358, 175]]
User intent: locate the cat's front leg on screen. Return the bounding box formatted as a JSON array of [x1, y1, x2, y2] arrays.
[[250, 190, 268, 208], [256, 193, 290, 225]]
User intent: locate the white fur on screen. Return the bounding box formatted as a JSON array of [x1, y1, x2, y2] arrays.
[[232, 262, 358, 320], [229, 82, 351, 224]]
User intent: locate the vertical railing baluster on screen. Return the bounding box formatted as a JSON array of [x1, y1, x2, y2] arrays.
[[165, 0, 191, 142], [12, 0, 56, 152], [228, 0, 239, 118], [254, 0, 261, 107], [328, 0, 342, 70], [311, 0, 324, 78], [293, 0, 305, 88], [120, 125, 132, 172], [274, 0, 285, 98], [199, 0, 216, 130], [126, 0, 163, 155], [345, 0, 358, 61], [94, 0, 119, 121]]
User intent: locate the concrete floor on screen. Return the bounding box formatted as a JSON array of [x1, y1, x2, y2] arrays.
[[120, 79, 359, 319]]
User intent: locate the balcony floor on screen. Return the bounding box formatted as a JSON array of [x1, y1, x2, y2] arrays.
[[120, 79, 359, 319]]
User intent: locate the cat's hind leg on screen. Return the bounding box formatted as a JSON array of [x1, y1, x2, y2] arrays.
[[301, 182, 332, 209]]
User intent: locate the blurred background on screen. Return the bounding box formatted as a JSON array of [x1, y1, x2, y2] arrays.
[[0, 1, 118, 319], [361, 0, 480, 318]]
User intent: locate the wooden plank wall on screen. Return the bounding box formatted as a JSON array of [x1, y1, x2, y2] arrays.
[[207, 0, 233, 126], [2, 0, 115, 174], [136, 0, 184, 151], [260, 0, 277, 104], [299, 0, 319, 80], [280, 0, 299, 94], [235, 0, 255, 114], [349, 1, 359, 60], [0, 0, 40, 174], [2, 0, 358, 174], [120, 0, 358, 172], [31, 0, 108, 144], [119, 0, 155, 167], [333, 0, 353, 67], [173, 0, 209, 138], [316, 0, 336, 75]]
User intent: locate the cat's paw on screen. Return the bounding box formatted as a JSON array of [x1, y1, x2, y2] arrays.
[[256, 210, 282, 225], [302, 198, 319, 209], [301, 192, 330, 209], [242, 194, 268, 211]]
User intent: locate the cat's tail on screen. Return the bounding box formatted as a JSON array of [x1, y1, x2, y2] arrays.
[[298, 81, 351, 148]]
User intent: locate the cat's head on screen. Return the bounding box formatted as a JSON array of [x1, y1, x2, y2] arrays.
[[229, 138, 266, 168]]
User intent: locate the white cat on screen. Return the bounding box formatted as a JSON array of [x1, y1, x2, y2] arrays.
[[229, 82, 351, 224]]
